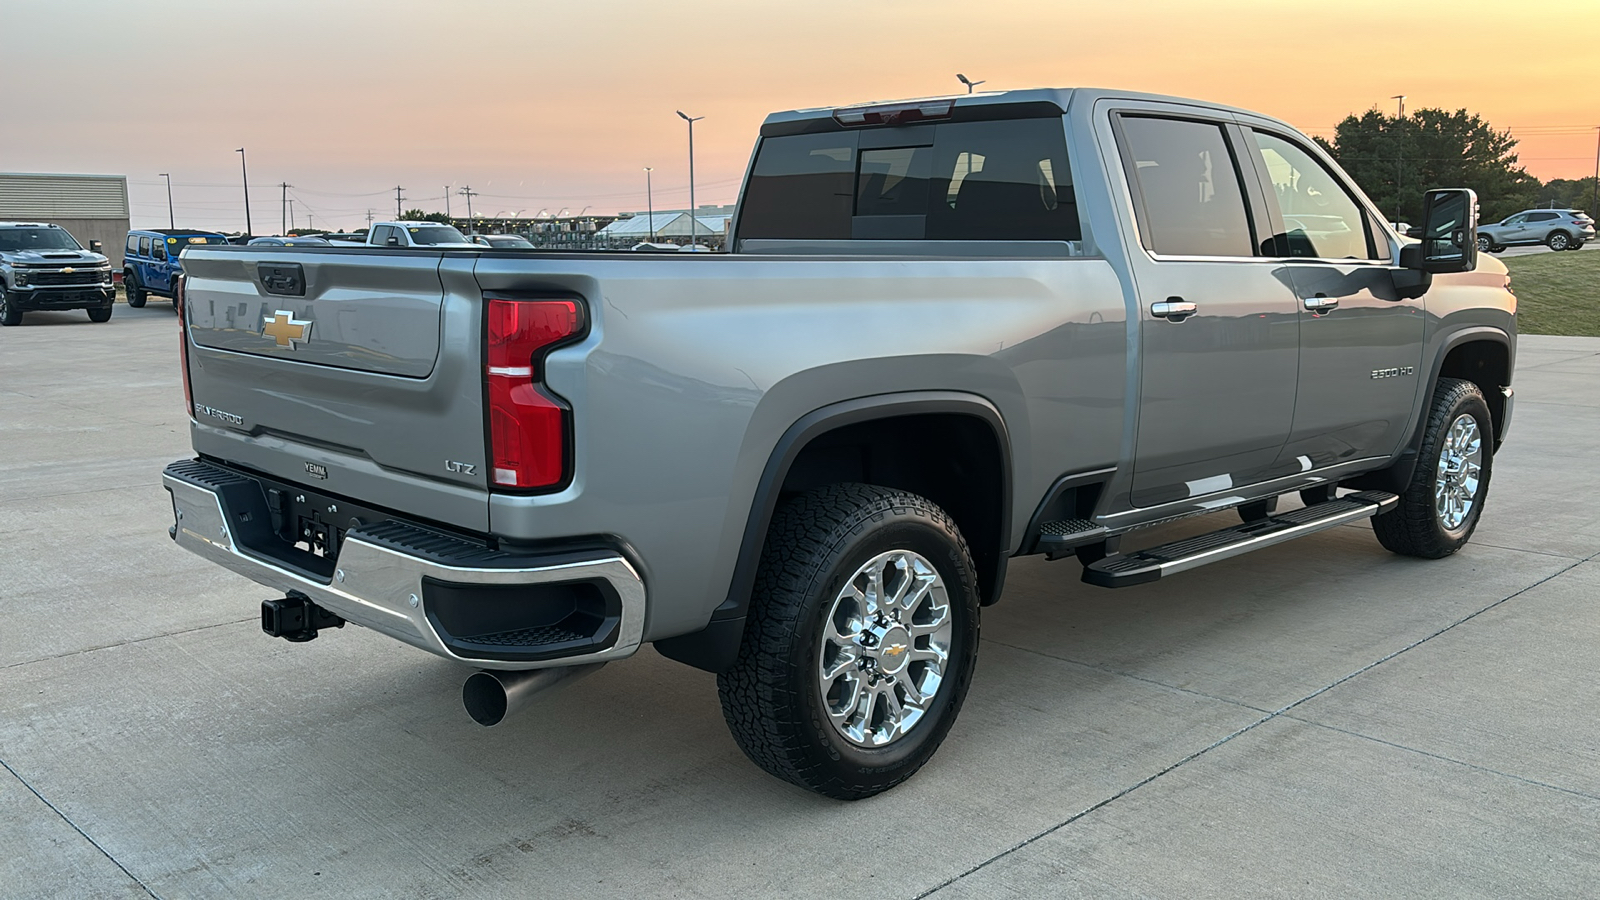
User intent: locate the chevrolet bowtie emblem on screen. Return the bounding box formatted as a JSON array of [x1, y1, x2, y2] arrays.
[[882, 643, 908, 658], [62, 267, 75, 274], [262, 310, 312, 348]]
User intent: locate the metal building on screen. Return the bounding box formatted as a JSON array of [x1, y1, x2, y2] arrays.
[[0, 173, 131, 268]]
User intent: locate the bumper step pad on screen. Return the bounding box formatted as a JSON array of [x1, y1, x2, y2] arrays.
[[1082, 491, 1398, 588]]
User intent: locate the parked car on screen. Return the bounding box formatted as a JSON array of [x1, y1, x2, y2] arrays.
[[124, 229, 229, 308], [1389, 221, 1414, 237], [0, 221, 116, 325], [249, 236, 333, 247], [1477, 209, 1594, 252], [367, 222, 477, 248], [165, 87, 1514, 800], [471, 234, 535, 249]]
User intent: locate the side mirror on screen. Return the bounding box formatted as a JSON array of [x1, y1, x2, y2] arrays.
[[89, 240, 103, 253], [385, 236, 401, 247], [1403, 188, 1478, 273]]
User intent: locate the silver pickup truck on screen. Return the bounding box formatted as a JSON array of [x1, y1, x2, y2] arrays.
[[164, 88, 1515, 799]]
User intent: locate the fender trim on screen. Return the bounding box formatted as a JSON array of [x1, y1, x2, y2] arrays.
[[654, 391, 1012, 674]]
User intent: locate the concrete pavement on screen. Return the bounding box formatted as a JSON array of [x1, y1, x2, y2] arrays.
[[2, 305, 1597, 898]]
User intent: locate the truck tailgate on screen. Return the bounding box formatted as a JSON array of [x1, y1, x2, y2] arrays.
[[179, 248, 492, 532]]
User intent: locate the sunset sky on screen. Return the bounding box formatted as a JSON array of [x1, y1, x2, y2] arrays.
[[6, 0, 1597, 232]]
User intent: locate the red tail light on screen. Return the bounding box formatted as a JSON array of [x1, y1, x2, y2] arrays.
[[176, 274, 194, 418], [485, 296, 583, 490]]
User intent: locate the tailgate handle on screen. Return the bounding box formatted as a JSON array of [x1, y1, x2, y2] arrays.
[[257, 263, 306, 297]]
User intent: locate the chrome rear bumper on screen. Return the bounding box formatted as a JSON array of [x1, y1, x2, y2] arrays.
[[163, 460, 645, 671]]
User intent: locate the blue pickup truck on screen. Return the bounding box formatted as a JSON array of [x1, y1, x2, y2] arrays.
[[123, 229, 229, 308]]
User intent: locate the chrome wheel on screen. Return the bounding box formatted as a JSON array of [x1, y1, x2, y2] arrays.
[[1434, 413, 1483, 532], [817, 549, 953, 748], [1548, 232, 1570, 251], [1476, 235, 1491, 253]]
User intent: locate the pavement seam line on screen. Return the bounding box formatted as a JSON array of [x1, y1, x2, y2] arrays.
[[0, 756, 162, 900], [983, 637, 1275, 714], [0, 617, 256, 671], [1283, 716, 1600, 804], [914, 548, 1598, 899]]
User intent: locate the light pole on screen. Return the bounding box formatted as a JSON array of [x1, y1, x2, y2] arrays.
[[1391, 95, 1407, 222], [1592, 126, 1599, 221], [236, 148, 253, 236], [158, 173, 174, 229], [956, 73, 985, 93], [644, 167, 655, 240], [676, 111, 704, 247], [444, 185, 452, 221]]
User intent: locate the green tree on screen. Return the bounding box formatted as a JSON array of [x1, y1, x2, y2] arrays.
[[399, 209, 454, 224], [1319, 108, 1539, 223], [1529, 177, 1599, 215]]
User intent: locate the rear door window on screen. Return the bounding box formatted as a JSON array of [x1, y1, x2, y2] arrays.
[[125, 234, 138, 254], [1117, 116, 1255, 258], [138, 236, 151, 255]]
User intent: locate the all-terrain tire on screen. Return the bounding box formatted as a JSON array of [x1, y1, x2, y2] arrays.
[[1371, 378, 1493, 558], [124, 273, 147, 307], [0, 287, 21, 326], [716, 483, 981, 800]]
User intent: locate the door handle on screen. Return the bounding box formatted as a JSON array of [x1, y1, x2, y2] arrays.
[[1151, 298, 1198, 322], [1303, 294, 1339, 312]]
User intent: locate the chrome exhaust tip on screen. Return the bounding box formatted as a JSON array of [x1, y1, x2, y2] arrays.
[[462, 663, 606, 727]]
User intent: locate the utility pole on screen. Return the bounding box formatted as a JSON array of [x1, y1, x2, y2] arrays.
[[444, 185, 452, 221], [458, 186, 478, 230], [288, 198, 296, 231], [394, 186, 405, 219], [365, 209, 374, 229], [676, 111, 704, 247], [307, 212, 314, 230], [644, 167, 655, 240], [236, 148, 253, 236], [280, 182, 292, 235], [1393, 94, 1406, 118], [158, 173, 174, 229]]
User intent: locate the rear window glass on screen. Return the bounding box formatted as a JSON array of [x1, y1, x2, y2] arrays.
[[738, 117, 1080, 243], [739, 132, 858, 240]]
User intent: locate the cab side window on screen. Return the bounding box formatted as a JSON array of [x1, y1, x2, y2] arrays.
[[154, 241, 167, 261], [1251, 131, 1381, 260], [1118, 116, 1255, 257], [137, 236, 151, 256], [926, 118, 1080, 242], [125, 234, 138, 254]]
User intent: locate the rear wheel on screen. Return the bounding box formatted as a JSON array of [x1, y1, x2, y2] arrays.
[[1476, 235, 1492, 254], [717, 483, 980, 800], [0, 287, 22, 326], [124, 272, 147, 307], [1546, 231, 1571, 251], [87, 306, 113, 323], [1371, 378, 1493, 558]]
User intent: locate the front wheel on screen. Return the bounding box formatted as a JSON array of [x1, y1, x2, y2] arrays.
[[717, 483, 980, 800], [124, 273, 146, 307], [87, 306, 113, 323], [0, 287, 21, 326], [1372, 378, 1493, 558], [1546, 231, 1571, 251], [1476, 235, 1492, 254]]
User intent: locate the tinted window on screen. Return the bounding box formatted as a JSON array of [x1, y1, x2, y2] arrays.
[[1252, 131, 1378, 260], [926, 118, 1080, 241], [0, 227, 82, 252], [1119, 116, 1254, 257], [154, 240, 167, 260], [405, 225, 469, 245], [126, 234, 138, 253], [138, 236, 151, 255], [373, 226, 395, 244], [856, 147, 931, 217], [1527, 212, 1558, 222], [739, 132, 858, 240]]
